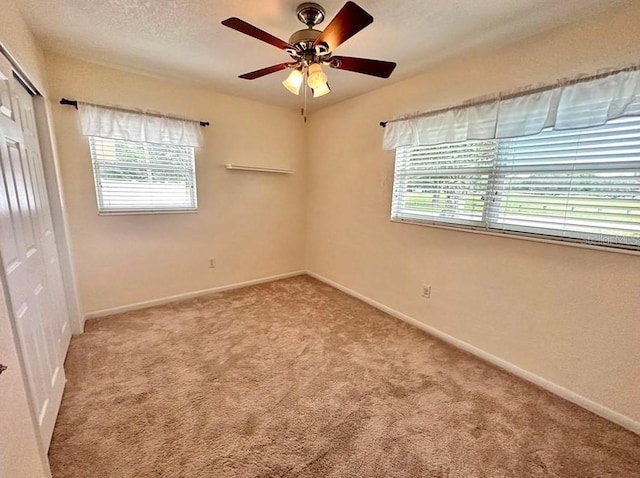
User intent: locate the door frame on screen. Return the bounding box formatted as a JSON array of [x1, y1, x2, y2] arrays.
[[0, 40, 82, 475]]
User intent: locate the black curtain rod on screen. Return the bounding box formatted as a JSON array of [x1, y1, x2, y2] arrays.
[[59, 98, 210, 127]]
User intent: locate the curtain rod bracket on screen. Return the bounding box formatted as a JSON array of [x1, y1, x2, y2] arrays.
[[59, 98, 210, 127], [60, 98, 78, 109]]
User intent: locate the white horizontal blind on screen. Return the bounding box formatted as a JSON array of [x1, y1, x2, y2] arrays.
[[392, 141, 496, 226], [89, 136, 197, 213], [489, 117, 640, 245], [392, 117, 640, 250]]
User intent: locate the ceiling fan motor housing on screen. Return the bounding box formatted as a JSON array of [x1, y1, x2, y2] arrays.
[[290, 3, 330, 59], [289, 28, 322, 53], [296, 2, 326, 27]]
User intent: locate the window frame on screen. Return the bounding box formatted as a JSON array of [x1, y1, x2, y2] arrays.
[[88, 136, 198, 215], [390, 119, 640, 254]]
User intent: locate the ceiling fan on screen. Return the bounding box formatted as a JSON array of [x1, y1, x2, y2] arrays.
[[221, 1, 397, 98]]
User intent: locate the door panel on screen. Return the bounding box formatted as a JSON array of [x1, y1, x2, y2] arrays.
[[7, 140, 38, 255], [0, 67, 12, 119], [0, 53, 70, 449], [17, 85, 71, 363], [0, 143, 21, 272]]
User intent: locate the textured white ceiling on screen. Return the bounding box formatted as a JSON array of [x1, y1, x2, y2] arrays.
[[15, 0, 629, 110]]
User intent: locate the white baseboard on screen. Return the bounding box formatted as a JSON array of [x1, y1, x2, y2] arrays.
[[83, 270, 306, 320], [306, 270, 640, 436]]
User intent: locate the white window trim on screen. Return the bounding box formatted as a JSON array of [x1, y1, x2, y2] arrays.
[[390, 120, 640, 256], [390, 116, 640, 254], [89, 136, 198, 215], [97, 209, 199, 216]]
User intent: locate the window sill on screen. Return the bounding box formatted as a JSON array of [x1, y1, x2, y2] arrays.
[[98, 209, 198, 216], [390, 218, 640, 256]]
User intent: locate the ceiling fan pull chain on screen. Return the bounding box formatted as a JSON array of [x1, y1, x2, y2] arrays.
[[303, 69, 308, 123]]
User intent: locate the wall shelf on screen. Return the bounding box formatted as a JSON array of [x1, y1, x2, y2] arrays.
[[225, 164, 295, 174]]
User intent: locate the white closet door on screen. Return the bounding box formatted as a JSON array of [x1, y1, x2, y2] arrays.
[[0, 53, 70, 449]]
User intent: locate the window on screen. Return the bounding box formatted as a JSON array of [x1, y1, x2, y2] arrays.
[[78, 102, 202, 214], [89, 136, 197, 213], [392, 117, 640, 250]]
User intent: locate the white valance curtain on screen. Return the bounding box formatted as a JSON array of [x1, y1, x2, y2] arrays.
[[383, 69, 640, 150], [78, 103, 202, 147]]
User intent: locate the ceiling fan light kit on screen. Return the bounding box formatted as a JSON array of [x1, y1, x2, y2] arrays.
[[307, 63, 328, 90], [312, 82, 331, 98], [282, 69, 304, 95], [221, 1, 396, 112]]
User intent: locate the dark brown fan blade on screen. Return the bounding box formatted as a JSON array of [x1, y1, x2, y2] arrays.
[[329, 56, 396, 78], [313, 2, 373, 52], [221, 17, 293, 51], [239, 63, 297, 80]]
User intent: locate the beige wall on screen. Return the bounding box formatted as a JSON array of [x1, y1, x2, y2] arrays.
[[0, 0, 47, 91], [0, 1, 52, 476], [305, 2, 640, 428], [45, 53, 306, 314]]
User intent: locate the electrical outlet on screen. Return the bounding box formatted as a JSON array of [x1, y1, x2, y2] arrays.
[[422, 284, 431, 299], [208, 258, 216, 269]]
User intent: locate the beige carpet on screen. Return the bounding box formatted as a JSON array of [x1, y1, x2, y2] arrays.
[[49, 276, 640, 477]]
